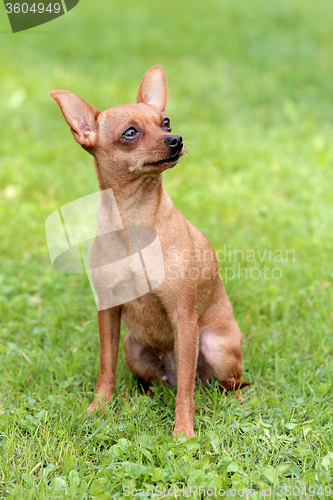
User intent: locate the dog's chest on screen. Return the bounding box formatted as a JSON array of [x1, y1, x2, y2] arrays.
[[121, 293, 174, 349]]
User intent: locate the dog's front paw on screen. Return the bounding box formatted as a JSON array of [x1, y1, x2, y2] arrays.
[[173, 423, 195, 439], [87, 394, 109, 413]]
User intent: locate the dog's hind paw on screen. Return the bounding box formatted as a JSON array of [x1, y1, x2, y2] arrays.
[[219, 379, 251, 391]]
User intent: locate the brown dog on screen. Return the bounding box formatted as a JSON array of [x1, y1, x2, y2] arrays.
[[51, 66, 244, 438]]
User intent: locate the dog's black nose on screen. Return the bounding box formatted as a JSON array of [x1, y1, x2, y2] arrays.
[[164, 134, 183, 152]]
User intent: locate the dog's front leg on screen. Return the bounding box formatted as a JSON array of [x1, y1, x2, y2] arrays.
[[173, 310, 198, 439], [87, 307, 121, 412]]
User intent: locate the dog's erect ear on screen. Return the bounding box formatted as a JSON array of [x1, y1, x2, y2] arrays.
[[50, 91, 99, 148], [137, 66, 167, 112]]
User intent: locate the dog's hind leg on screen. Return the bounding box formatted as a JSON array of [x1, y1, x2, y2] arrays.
[[197, 282, 244, 387], [198, 327, 243, 385]]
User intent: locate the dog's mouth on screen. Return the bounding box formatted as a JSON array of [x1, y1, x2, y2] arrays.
[[146, 153, 181, 169]]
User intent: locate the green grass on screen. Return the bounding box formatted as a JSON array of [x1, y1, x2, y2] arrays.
[[1, 0, 333, 498]]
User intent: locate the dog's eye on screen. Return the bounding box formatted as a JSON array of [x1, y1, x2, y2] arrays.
[[162, 118, 171, 131], [122, 127, 139, 139]]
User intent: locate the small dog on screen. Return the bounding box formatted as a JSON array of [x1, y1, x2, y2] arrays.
[[51, 66, 245, 438]]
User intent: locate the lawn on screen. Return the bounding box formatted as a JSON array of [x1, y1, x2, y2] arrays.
[[0, 0, 333, 498]]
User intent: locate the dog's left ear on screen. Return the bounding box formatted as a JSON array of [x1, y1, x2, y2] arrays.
[[137, 65, 167, 112]]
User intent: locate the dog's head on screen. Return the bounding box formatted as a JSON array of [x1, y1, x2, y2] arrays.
[[51, 66, 184, 176]]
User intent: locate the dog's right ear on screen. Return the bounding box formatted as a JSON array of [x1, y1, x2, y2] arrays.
[[50, 91, 99, 148]]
